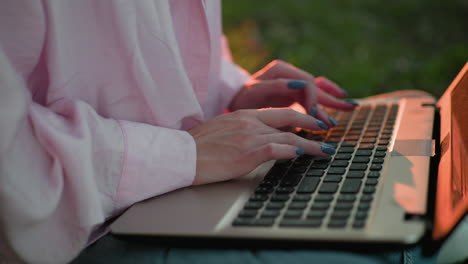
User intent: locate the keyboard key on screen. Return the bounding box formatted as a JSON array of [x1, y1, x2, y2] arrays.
[[345, 135, 360, 141], [324, 175, 343, 183], [352, 157, 370, 163], [338, 147, 355, 153], [331, 160, 349, 167], [378, 140, 390, 145], [306, 169, 325, 177], [280, 173, 303, 186], [340, 179, 362, 193], [297, 177, 320, 193], [372, 158, 385, 164], [307, 210, 327, 218], [271, 194, 290, 201], [365, 178, 379, 186], [288, 201, 308, 210], [261, 210, 281, 218], [328, 167, 346, 174], [349, 163, 368, 171], [244, 201, 263, 209], [292, 194, 312, 201], [334, 154, 352, 160], [291, 165, 308, 173], [249, 194, 269, 202], [347, 130, 361, 135], [255, 186, 274, 194], [370, 164, 382, 171], [334, 202, 354, 210], [353, 220, 366, 229], [358, 203, 371, 211], [328, 219, 347, 228], [374, 151, 387, 157], [346, 171, 365, 178], [310, 202, 331, 210], [366, 127, 380, 132], [358, 144, 374, 150], [276, 187, 295, 194], [361, 138, 376, 143], [315, 157, 332, 162], [284, 210, 303, 218], [253, 218, 275, 226], [331, 211, 351, 219], [310, 163, 328, 169], [337, 194, 357, 202], [259, 180, 277, 187], [341, 142, 357, 147], [355, 211, 368, 220], [356, 150, 372, 156], [238, 210, 258, 218], [367, 171, 380, 178], [315, 194, 334, 202], [280, 219, 322, 227], [319, 183, 339, 193], [233, 218, 254, 226], [363, 186, 376, 194], [266, 202, 285, 210], [360, 194, 374, 202]]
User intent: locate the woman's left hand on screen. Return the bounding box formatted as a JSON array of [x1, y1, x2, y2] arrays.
[[229, 60, 358, 127]]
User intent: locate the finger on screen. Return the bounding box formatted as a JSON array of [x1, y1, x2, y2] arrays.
[[255, 78, 307, 96], [256, 108, 330, 131], [260, 132, 335, 156], [315, 76, 348, 98], [317, 89, 359, 111], [257, 60, 317, 115], [314, 106, 339, 128], [249, 143, 301, 166], [251, 78, 313, 107]]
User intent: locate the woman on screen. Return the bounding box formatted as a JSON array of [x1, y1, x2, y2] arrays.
[[0, 1, 434, 263]]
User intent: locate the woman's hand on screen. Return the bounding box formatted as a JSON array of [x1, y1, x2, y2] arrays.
[[229, 60, 359, 127], [188, 108, 336, 186]]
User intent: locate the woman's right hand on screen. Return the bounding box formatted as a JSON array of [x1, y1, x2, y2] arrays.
[[188, 108, 336, 186]]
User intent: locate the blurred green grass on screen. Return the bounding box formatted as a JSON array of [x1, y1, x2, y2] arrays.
[[222, 0, 468, 98]]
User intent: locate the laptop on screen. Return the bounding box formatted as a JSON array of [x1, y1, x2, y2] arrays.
[[110, 63, 468, 250]]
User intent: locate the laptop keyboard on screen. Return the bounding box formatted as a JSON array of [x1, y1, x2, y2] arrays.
[[232, 103, 399, 230]]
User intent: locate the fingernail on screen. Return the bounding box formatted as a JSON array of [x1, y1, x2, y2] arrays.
[[287, 80, 307, 89], [295, 148, 305, 156], [328, 117, 339, 126], [344, 99, 359, 106], [321, 143, 336, 155], [316, 120, 329, 130], [339, 87, 349, 97], [309, 107, 317, 117]]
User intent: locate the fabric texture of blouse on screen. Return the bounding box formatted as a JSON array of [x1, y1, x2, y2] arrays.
[[0, 0, 249, 263]]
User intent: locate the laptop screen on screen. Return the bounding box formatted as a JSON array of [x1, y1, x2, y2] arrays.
[[434, 62, 468, 240]]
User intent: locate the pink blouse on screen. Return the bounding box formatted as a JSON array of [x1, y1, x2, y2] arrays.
[[0, 0, 249, 262]]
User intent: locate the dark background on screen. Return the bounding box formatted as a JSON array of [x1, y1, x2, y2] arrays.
[[222, 0, 468, 98]]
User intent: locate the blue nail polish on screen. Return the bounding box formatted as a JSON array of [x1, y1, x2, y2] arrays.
[[328, 117, 338, 126], [287, 80, 307, 89], [316, 120, 329, 130], [320, 143, 336, 155], [344, 99, 359, 106], [295, 148, 305, 156], [309, 107, 317, 117]]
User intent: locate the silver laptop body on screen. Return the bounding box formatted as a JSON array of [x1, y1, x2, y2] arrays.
[[110, 64, 468, 247]]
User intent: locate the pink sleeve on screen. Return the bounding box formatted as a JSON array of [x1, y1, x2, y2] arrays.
[[218, 36, 251, 109], [0, 4, 196, 263]]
